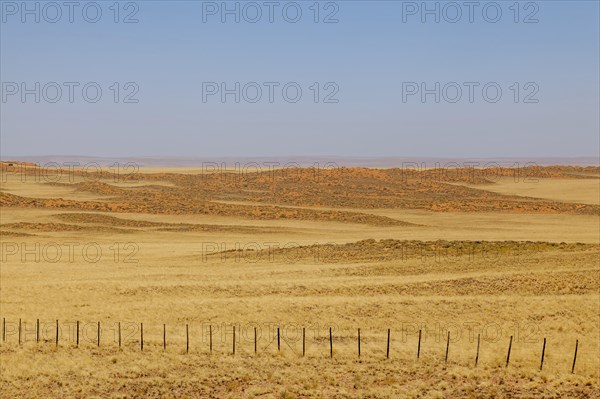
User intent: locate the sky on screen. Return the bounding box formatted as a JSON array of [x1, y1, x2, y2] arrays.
[[1, 0, 599, 158]]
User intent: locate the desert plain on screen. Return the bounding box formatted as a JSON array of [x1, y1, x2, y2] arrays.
[[0, 162, 598, 398]]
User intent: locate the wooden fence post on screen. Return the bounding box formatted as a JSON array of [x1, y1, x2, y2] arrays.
[[475, 333, 480, 367], [163, 324, 166, 351], [329, 327, 333, 358], [118, 322, 121, 349], [445, 331, 450, 364], [386, 328, 390, 359], [36, 319, 39, 343], [209, 325, 212, 353], [97, 321, 100, 347], [232, 325, 236, 355], [76, 321, 79, 347], [140, 323, 144, 351], [539, 337, 546, 371], [2, 318, 5, 342], [186, 324, 189, 353], [571, 339, 578, 374], [55, 320, 59, 347], [506, 336, 513, 368], [254, 327, 257, 354], [277, 327, 280, 352], [18, 319, 21, 345], [357, 328, 361, 358], [417, 329, 422, 358]]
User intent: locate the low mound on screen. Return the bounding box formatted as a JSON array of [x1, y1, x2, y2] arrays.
[[54, 212, 162, 227], [54, 213, 303, 234], [0, 230, 36, 237], [205, 239, 597, 263], [1, 192, 411, 226], [2, 222, 133, 234]]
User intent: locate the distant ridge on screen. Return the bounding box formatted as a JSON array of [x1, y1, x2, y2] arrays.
[[1, 155, 598, 168]]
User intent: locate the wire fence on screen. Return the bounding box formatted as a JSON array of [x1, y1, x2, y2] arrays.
[[0, 317, 589, 376]]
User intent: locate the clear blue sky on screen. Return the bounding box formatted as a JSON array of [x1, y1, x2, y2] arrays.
[[1, 0, 599, 158]]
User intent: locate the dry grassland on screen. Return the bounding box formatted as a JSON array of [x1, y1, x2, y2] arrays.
[[0, 163, 598, 398]]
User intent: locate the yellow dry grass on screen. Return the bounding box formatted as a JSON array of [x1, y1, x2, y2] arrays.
[[0, 167, 599, 398], [460, 177, 600, 205]]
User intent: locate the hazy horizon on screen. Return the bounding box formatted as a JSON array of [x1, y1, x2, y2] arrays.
[[2, 154, 598, 168]]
